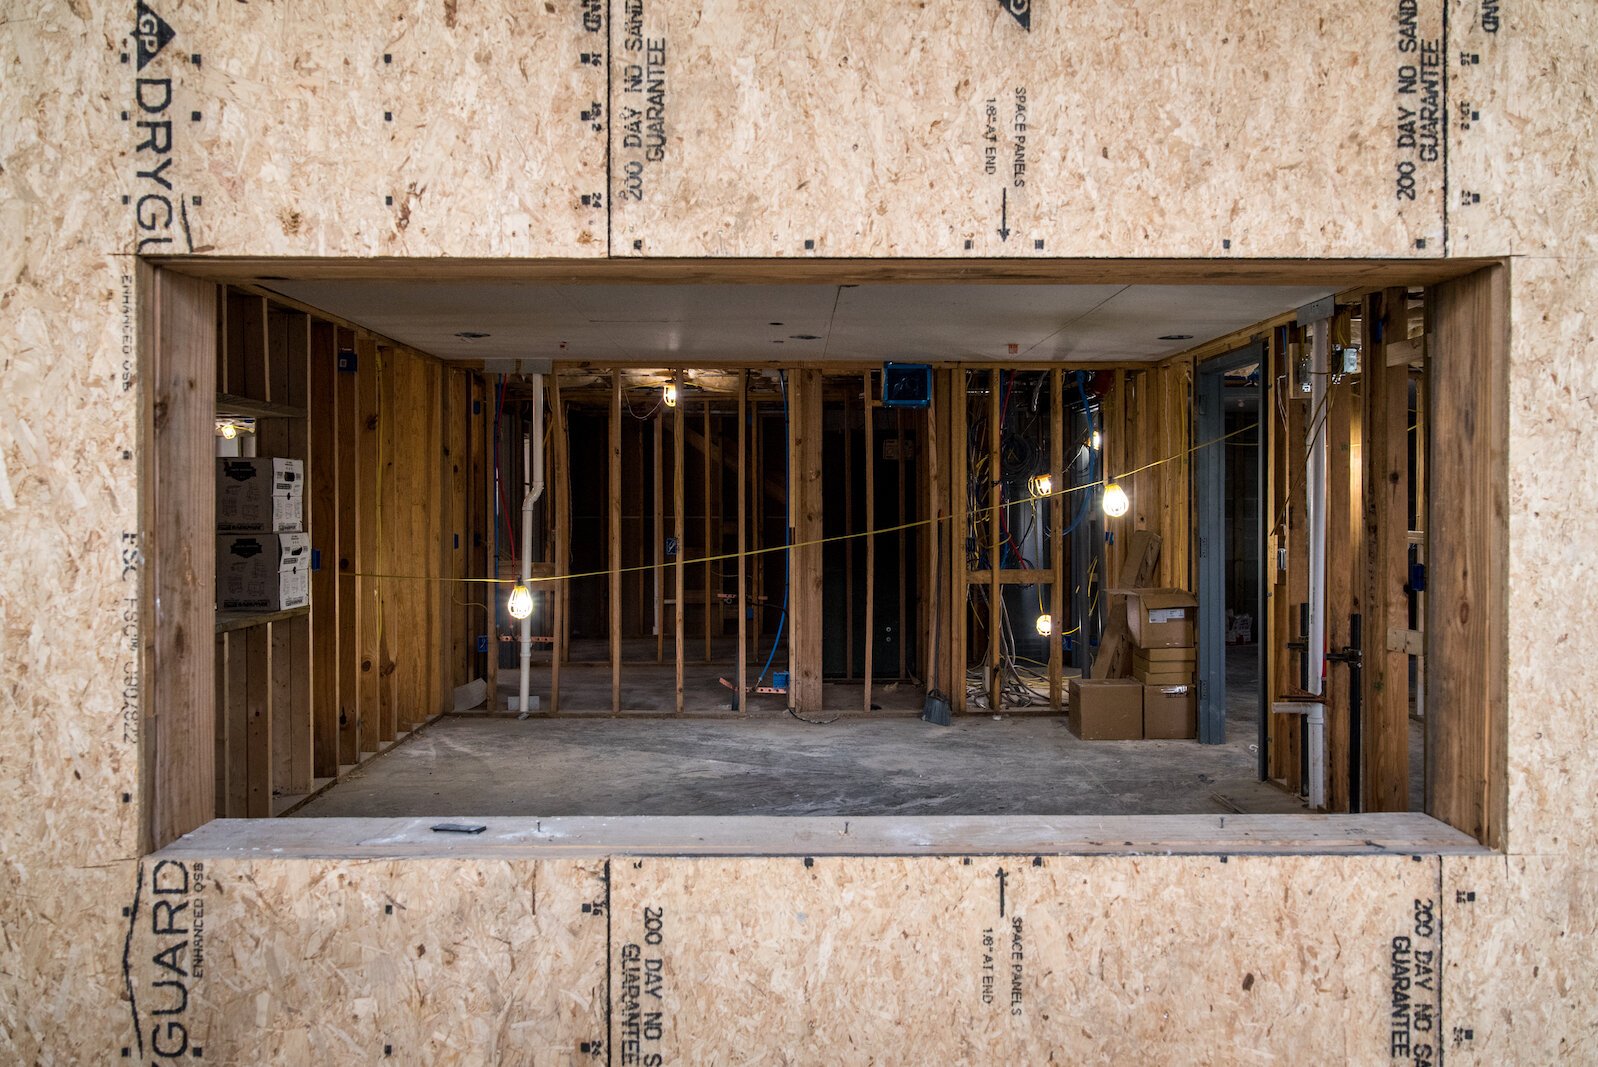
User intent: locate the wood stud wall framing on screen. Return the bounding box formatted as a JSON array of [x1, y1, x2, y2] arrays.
[[187, 285, 476, 841], [1245, 279, 1501, 825]]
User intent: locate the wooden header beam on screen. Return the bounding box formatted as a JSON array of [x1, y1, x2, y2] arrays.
[[162, 255, 1495, 288]]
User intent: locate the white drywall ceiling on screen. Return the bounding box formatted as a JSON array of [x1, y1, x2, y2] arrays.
[[267, 281, 1337, 364]]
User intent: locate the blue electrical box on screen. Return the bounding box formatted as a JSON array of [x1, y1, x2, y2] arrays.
[[881, 362, 932, 408]]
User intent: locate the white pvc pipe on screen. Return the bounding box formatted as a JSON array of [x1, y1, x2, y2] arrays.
[[1306, 702, 1326, 810], [1305, 319, 1330, 700], [518, 374, 546, 716], [1274, 701, 1327, 810]]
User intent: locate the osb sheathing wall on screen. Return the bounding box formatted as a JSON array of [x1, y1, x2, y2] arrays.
[[0, 0, 1593, 1061]]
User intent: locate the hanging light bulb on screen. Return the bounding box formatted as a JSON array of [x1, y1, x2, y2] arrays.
[[218, 420, 239, 440], [663, 383, 678, 408], [1091, 429, 1102, 450], [507, 583, 534, 620], [1035, 613, 1053, 637], [1102, 482, 1130, 518], [1028, 472, 1053, 498]]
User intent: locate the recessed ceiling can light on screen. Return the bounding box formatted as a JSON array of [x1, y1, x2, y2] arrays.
[[1159, 334, 1194, 341]]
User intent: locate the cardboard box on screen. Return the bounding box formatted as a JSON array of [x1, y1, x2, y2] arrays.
[[1126, 588, 1198, 648], [217, 457, 304, 532], [1144, 684, 1197, 739], [1135, 646, 1197, 664], [217, 532, 311, 611], [1134, 665, 1196, 686], [1132, 651, 1196, 685], [1067, 678, 1144, 740]]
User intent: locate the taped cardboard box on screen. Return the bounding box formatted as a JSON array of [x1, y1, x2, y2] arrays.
[[218, 532, 311, 611], [1126, 588, 1198, 648], [1134, 666, 1196, 686], [1068, 678, 1143, 740], [1133, 651, 1196, 686], [1136, 646, 1197, 663], [1144, 684, 1197, 739], [217, 457, 304, 532]]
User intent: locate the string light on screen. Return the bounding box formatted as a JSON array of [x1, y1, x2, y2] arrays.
[[1102, 482, 1130, 517], [663, 383, 678, 408], [1035, 613, 1053, 637], [507, 583, 534, 620], [218, 421, 238, 440], [352, 422, 1257, 588], [1028, 473, 1053, 498], [1091, 430, 1102, 450]]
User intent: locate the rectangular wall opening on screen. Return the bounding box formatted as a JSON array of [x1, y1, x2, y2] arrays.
[[140, 258, 1505, 855]]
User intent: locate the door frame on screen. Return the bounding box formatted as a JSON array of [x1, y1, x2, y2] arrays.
[[1194, 342, 1265, 752]]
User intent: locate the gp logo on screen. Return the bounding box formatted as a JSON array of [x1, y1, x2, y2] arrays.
[[135, 1, 175, 70], [998, 0, 1031, 31]]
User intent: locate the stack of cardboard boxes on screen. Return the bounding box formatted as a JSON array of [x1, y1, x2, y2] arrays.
[[216, 457, 309, 612], [1128, 589, 1198, 740], [1067, 588, 1199, 740]]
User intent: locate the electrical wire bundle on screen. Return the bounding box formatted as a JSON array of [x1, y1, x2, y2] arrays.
[[962, 371, 1101, 711]]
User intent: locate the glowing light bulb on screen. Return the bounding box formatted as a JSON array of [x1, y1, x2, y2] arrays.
[[1102, 482, 1130, 518], [507, 583, 534, 620], [1029, 473, 1053, 498], [663, 383, 678, 408], [1035, 613, 1053, 637], [219, 421, 239, 440], [1090, 430, 1102, 450]]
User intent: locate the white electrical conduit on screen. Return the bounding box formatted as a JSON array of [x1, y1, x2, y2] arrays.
[[1302, 318, 1331, 809], [1273, 701, 1326, 810], [518, 373, 546, 716]]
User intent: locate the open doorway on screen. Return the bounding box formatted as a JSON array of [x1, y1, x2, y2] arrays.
[[1195, 344, 1266, 761]]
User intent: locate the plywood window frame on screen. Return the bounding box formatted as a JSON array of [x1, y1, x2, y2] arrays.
[[141, 258, 1508, 853]]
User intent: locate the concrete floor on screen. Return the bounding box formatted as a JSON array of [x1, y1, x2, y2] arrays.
[[477, 636, 930, 716], [297, 646, 1310, 818]]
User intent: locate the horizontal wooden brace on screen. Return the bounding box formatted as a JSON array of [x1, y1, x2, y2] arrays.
[[1386, 628, 1424, 656], [966, 569, 1055, 585]]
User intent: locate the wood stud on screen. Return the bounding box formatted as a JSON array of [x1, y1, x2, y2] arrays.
[[674, 369, 686, 716], [1049, 368, 1064, 709], [863, 372, 875, 712], [611, 371, 623, 714], [736, 371, 748, 716]]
